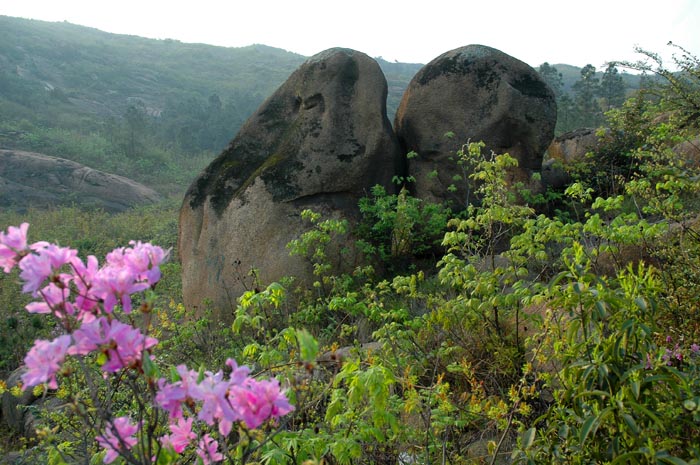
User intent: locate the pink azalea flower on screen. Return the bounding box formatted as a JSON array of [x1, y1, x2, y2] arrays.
[[197, 434, 223, 465], [92, 265, 148, 314], [124, 241, 168, 286], [96, 416, 139, 464], [0, 222, 29, 250], [193, 370, 239, 432], [228, 378, 294, 430], [160, 417, 196, 453], [156, 379, 188, 419], [226, 358, 251, 384], [68, 317, 108, 356], [101, 320, 157, 372], [21, 335, 72, 389], [70, 254, 101, 316], [0, 223, 29, 272], [155, 365, 200, 419], [19, 244, 77, 295], [0, 244, 18, 273], [25, 283, 74, 317]]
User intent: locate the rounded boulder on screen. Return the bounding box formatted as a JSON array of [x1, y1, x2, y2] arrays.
[[179, 48, 401, 318], [394, 44, 557, 205]]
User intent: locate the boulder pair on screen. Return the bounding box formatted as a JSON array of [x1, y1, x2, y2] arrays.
[[179, 45, 557, 318]]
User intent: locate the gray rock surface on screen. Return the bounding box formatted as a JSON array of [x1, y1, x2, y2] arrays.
[[0, 149, 161, 212], [1, 368, 36, 436], [394, 44, 557, 206], [179, 48, 401, 318], [546, 128, 599, 164]]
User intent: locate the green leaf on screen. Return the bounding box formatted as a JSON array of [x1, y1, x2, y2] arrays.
[[142, 354, 159, 378], [48, 448, 69, 465], [657, 456, 689, 465], [522, 427, 536, 449], [579, 415, 599, 445], [630, 380, 640, 400], [683, 399, 697, 411], [611, 451, 644, 464], [621, 413, 640, 436], [634, 296, 648, 311], [296, 328, 319, 363], [558, 424, 569, 439]]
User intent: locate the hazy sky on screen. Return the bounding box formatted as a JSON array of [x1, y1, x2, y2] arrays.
[[3, 0, 699, 68]]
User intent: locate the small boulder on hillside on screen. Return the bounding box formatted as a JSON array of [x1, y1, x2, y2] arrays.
[[673, 136, 700, 168], [179, 48, 401, 318], [394, 44, 557, 206], [0, 150, 161, 212], [542, 127, 601, 189], [546, 128, 600, 164]]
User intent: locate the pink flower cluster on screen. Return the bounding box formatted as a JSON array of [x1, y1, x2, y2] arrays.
[[0, 223, 165, 388], [1, 223, 295, 464], [156, 359, 294, 434], [97, 416, 139, 464]]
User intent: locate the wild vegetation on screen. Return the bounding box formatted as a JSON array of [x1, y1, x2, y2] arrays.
[[1, 16, 699, 465]]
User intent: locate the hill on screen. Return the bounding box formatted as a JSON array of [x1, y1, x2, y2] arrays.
[[0, 16, 425, 195], [0, 16, 304, 120]]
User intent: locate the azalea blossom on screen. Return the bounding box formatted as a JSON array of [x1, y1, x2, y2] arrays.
[[2, 226, 296, 465], [96, 416, 139, 464], [26, 282, 74, 317], [21, 335, 72, 389], [229, 378, 295, 429], [19, 244, 77, 295], [160, 417, 196, 453], [100, 319, 158, 372], [70, 254, 101, 315], [124, 240, 168, 285], [197, 434, 223, 465], [0, 222, 29, 272], [92, 264, 149, 314]]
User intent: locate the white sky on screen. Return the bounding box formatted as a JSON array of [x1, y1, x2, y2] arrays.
[[2, 0, 699, 68]]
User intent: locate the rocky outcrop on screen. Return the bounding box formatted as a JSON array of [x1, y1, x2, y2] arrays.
[[394, 44, 557, 205], [179, 48, 401, 318], [546, 128, 600, 164], [0, 150, 161, 212], [673, 136, 700, 168], [1, 368, 36, 437]]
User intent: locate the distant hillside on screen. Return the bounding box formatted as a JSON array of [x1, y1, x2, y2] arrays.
[[0, 16, 305, 122], [0, 16, 422, 126]]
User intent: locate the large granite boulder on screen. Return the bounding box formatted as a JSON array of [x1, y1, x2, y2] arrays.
[[394, 45, 557, 205], [0, 150, 161, 212], [179, 48, 401, 318]]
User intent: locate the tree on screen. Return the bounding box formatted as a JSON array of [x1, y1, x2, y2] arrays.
[[600, 63, 626, 110], [538, 62, 564, 98], [616, 42, 700, 128], [556, 93, 578, 133], [123, 103, 148, 158], [572, 64, 602, 127]]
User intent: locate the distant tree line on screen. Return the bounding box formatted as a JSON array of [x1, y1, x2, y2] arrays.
[[538, 62, 630, 134]]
